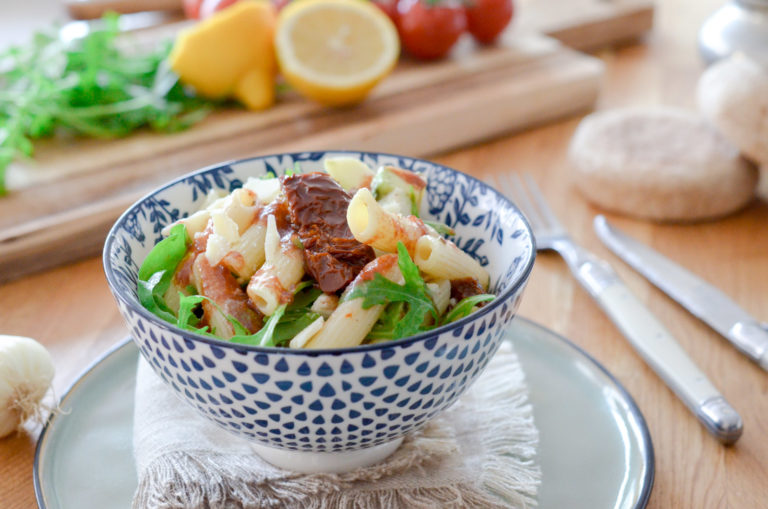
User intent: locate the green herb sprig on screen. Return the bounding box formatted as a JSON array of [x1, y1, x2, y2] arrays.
[[137, 223, 190, 323], [442, 293, 495, 325], [347, 242, 439, 339], [0, 13, 213, 195]]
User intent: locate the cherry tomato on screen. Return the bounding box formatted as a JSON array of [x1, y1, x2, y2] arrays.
[[273, 0, 291, 11], [372, 0, 399, 24], [182, 0, 202, 19], [397, 0, 467, 60], [465, 0, 513, 44]]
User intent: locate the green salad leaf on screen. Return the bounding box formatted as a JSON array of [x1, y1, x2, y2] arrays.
[[229, 304, 287, 347], [409, 186, 419, 217], [366, 301, 405, 341], [284, 161, 302, 177], [423, 220, 455, 236], [442, 294, 495, 325], [137, 223, 190, 323], [347, 242, 438, 340], [175, 281, 323, 347], [176, 293, 205, 330], [272, 311, 321, 345], [0, 13, 214, 195], [270, 283, 322, 345]]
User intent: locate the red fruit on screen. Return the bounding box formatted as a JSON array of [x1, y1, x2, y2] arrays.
[[273, 0, 291, 12], [396, 0, 467, 60], [372, 0, 399, 23], [182, 0, 202, 19], [465, 0, 513, 44]]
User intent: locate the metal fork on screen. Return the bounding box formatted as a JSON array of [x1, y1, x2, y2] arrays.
[[496, 172, 743, 445]]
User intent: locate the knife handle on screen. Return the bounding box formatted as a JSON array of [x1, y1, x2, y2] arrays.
[[728, 322, 768, 371], [572, 256, 743, 444]]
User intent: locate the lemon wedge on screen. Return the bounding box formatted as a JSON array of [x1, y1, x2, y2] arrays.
[[275, 0, 400, 106]]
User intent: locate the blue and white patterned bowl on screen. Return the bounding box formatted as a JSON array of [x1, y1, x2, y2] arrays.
[[103, 151, 535, 472]]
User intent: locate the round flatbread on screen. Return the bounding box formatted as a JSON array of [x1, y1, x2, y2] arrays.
[[698, 54, 768, 165], [568, 107, 758, 221]]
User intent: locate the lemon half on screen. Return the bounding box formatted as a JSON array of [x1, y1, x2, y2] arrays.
[[275, 0, 400, 106]]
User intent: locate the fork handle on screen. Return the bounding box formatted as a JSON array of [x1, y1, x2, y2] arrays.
[[574, 256, 743, 444]]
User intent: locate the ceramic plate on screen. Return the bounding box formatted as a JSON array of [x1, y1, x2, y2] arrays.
[[34, 318, 654, 508]]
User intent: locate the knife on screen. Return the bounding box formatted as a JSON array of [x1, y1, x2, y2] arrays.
[[594, 215, 768, 371]]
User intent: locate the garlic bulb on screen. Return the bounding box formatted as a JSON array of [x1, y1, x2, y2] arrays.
[[0, 335, 55, 438]]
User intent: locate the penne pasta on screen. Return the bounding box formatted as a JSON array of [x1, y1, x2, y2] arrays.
[[246, 215, 304, 315], [264, 216, 304, 290], [163, 251, 197, 314], [219, 221, 267, 280], [370, 165, 427, 215], [223, 188, 260, 233], [378, 187, 414, 216], [246, 271, 286, 317], [161, 189, 227, 238], [310, 293, 339, 318], [138, 163, 497, 350], [289, 316, 325, 349], [426, 279, 452, 316], [243, 177, 282, 205], [165, 188, 259, 240], [414, 235, 490, 289], [304, 298, 385, 349], [306, 255, 403, 349], [347, 188, 433, 254], [192, 254, 263, 339], [324, 157, 375, 191], [202, 188, 262, 268]]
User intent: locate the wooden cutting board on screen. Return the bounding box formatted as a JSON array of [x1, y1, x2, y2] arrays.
[[0, 0, 653, 282]]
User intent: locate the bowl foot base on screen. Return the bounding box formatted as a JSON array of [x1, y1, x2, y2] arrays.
[[251, 437, 404, 474]]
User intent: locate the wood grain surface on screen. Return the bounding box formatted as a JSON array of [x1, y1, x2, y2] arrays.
[[0, 0, 654, 282], [3, 0, 768, 508]]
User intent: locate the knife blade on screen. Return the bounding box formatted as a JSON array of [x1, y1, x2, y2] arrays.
[[594, 215, 768, 371]]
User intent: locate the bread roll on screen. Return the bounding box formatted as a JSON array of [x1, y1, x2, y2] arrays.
[[568, 107, 758, 221]]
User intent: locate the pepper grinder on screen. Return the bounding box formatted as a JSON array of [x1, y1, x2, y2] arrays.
[[699, 0, 768, 65]]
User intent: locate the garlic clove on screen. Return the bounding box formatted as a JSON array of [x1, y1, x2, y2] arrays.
[[0, 335, 55, 438]]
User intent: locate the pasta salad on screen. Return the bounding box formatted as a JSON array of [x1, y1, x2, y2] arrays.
[[137, 158, 495, 349]]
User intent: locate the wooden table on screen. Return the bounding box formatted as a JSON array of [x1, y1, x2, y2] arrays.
[[2, 0, 767, 507]]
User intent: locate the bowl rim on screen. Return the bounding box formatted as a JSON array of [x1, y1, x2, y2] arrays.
[[103, 150, 536, 355]]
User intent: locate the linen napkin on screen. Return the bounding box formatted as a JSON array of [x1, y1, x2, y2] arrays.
[[132, 342, 541, 508]]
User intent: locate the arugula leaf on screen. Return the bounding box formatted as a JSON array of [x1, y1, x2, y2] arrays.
[[226, 313, 251, 337], [423, 220, 455, 236], [177, 280, 323, 346], [367, 301, 405, 340], [442, 294, 496, 325], [229, 304, 287, 347], [0, 14, 214, 195], [347, 242, 437, 340], [138, 272, 176, 323], [137, 223, 189, 323], [176, 293, 205, 330], [260, 170, 278, 180], [285, 161, 302, 177], [272, 311, 321, 345], [408, 186, 419, 217], [287, 283, 322, 312], [174, 292, 249, 339], [271, 283, 322, 345]]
